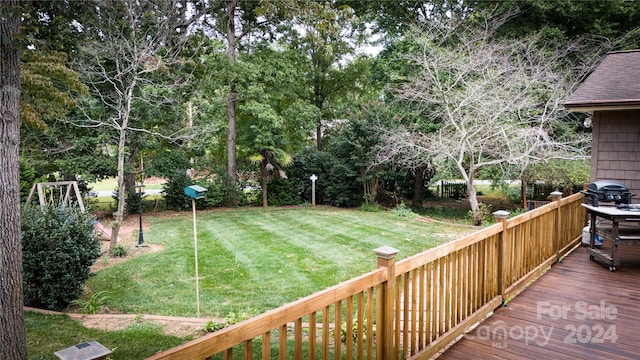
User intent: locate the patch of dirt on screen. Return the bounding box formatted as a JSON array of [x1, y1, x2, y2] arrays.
[[73, 313, 212, 337], [91, 215, 163, 272], [27, 307, 213, 338]]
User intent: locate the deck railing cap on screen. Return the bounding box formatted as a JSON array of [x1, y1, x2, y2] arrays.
[[493, 210, 510, 219], [374, 245, 400, 259]]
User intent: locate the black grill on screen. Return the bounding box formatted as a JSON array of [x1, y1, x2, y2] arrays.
[[582, 180, 634, 206]]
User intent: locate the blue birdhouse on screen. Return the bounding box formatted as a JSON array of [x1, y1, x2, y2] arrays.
[[184, 185, 207, 200]]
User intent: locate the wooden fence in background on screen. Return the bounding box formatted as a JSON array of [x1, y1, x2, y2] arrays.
[[147, 193, 586, 360]]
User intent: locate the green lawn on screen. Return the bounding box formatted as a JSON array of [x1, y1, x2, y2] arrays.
[[27, 206, 475, 358], [25, 311, 191, 360], [88, 177, 165, 192], [86, 207, 475, 318]]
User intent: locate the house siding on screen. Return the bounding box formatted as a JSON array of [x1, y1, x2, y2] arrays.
[[591, 109, 640, 199]]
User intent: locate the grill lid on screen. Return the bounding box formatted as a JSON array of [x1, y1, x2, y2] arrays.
[[586, 180, 630, 194], [583, 180, 634, 206]]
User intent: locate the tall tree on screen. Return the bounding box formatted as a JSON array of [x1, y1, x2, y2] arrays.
[[236, 45, 319, 206], [73, 0, 193, 248], [473, 0, 640, 42], [17, 1, 115, 183], [378, 18, 591, 225], [0, 0, 28, 358], [226, 0, 238, 184], [283, 1, 367, 151], [346, 0, 472, 37], [200, 0, 269, 188]]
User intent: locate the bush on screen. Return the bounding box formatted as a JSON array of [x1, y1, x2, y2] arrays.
[[360, 202, 382, 212], [22, 204, 100, 311], [71, 290, 110, 314], [391, 202, 418, 218], [162, 171, 244, 211], [19, 157, 37, 202], [111, 244, 128, 257], [466, 202, 494, 225], [287, 150, 363, 208], [265, 176, 299, 206], [161, 172, 193, 211]]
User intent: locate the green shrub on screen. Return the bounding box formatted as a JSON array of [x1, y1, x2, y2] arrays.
[[338, 318, 368, 343], [71, 290, 110, 314], [359, 202, 382, 212], [265, 176, 299, 206], [202, 310, 254, 333], [391, 202, 418, 218], [162, 171, 243, 210], [466, 202, 494, 225], [287, 150, 363, 208], [22, 204, 101, 311], [162, 172, 194, 211], [111, 244, 128, 257], [19, 157, 37, 202], [202, 320, 226, 333]]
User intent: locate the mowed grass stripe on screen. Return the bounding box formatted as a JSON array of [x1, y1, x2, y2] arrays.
[[229, 211, 372, 286], [201, 211, 345, 307], [199, 215, 322, 310], [87, 207, 474, 317], [288, 209, 458, 254]]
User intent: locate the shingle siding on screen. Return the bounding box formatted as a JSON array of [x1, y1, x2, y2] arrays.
[[592, 110, 640, 199]]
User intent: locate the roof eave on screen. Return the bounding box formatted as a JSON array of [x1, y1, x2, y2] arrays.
[[565, 101, 640, 112]]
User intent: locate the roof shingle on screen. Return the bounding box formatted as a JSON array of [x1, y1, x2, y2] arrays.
[[565, 50, 640, 111]]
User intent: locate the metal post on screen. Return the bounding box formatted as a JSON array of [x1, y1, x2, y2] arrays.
[[184, 185, 207, 318], [310, 174, 318, 207], [192, 198, 200, 318], [138, 186, 144, 246], [135, 184, 145, 246]]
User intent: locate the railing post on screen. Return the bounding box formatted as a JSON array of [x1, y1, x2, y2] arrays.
[[550, 191, 563, 257], [550, 191, 563, 202], [374, 246, 399, 360], [493, 210, 509, 304]]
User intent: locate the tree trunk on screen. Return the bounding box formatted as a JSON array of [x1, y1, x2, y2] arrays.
[[413, 168, 425, 207], [467, 179, 482, 226], [316, 118, 323, 151], [124, 147, 139, 190], [521, 179, 527, 210], [111, 125, 128, 250], [111, 84, 134, 250], [315, 95, 324, 151], [0, 1, 28, 358], [226, 0, 238, 187]]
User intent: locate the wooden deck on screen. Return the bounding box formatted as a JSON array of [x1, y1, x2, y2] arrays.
[[437, 244, 640, 360]]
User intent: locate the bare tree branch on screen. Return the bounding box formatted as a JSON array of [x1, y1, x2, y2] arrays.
[[377, 15, 606, 225], [73, 0, 198, 248]]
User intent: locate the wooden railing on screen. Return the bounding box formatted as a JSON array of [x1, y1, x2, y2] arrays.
[[147, 193, 586, 360]]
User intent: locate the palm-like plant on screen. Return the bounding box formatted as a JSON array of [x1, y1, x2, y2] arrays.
[[250, 148, 293, 207]]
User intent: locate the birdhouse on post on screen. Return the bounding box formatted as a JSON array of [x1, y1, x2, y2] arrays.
[[183, 184, 207, 318], [184, 185, 207, 200]]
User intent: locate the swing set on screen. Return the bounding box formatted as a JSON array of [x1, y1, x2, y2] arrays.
[[26, 181, 119, 242], [26, 181, 86, 211]]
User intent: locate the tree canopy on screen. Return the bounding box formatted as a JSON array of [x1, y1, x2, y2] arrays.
[[12, 0, 640, 214], [5, 7, 640, 353]]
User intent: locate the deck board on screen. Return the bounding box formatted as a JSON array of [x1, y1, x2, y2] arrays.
[[436, 244, 640, 360]]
